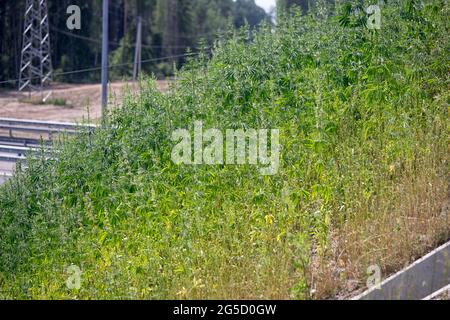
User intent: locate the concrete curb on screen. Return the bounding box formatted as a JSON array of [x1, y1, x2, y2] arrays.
[[354, 241, 450, 300], [423, 283, 450, 300]]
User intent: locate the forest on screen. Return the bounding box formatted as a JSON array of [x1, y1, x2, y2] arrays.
[[0, 0, 270, 85]]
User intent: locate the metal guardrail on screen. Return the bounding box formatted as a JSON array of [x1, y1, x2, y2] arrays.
[[0, 136, 48, 146], [0, 153, 27, 163], [0, 144, 38, 154], [0, 117, 97, 136], [0, 143, 49, 163], [0, 118, 97, 163]]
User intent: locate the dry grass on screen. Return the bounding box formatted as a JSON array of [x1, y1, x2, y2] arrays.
[[311, 151, 450, 299]]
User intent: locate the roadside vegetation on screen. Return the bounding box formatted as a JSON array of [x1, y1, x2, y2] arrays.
[[0, 1, 449, 299], [18, 97, 70, 107]]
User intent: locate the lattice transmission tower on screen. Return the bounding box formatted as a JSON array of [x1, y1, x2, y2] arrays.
[[18, 0, 53, 101]]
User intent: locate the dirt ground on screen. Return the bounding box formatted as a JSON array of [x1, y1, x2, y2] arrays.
[[0, 80, 170, 182], [0, 80, 169, 123]]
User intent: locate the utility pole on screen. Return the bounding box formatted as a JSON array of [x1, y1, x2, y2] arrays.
[[19, 0, 53, 101], [123, 0, 128, 36], [133, 16, 142, 81], [101, 0, 109, 119]]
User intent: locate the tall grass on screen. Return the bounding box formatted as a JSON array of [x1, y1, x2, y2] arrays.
[[0, 1, 449, 299]]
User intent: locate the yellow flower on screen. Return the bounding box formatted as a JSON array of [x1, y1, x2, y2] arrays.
[[265, 214, 274, 225]]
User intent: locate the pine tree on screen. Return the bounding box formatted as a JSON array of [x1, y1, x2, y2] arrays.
[[277, 0, 310, 14]]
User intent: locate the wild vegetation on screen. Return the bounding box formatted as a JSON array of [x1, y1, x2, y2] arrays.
[[0, 1, 449, 299]]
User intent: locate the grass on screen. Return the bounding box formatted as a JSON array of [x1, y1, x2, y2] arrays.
[[18, 97, 70, 107], [48, 98, 68, 107], [0, 1, 449, 299]]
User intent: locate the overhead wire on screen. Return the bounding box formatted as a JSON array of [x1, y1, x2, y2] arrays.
[[1, 3, 216, 87], [0, 51, 208, 86]]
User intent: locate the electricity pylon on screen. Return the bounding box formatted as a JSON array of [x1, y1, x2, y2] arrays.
[[18, 0, 53, 101]]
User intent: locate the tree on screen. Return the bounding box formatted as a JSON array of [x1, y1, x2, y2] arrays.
[[277, 0, 310, 14], [0, 0, 269, 86], [233, 0, 268, 28]]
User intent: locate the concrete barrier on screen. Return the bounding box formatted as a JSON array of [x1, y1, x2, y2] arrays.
[[355, 241, 450, 300]]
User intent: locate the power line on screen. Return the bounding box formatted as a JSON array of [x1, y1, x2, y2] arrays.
[[1, 2, 215, 88], [47, 3, 225, 43], [0, 51, 206, 86], [50, 26, 193, 50]]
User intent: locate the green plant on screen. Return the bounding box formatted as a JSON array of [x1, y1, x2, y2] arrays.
[[0, 1, 448, 300]]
